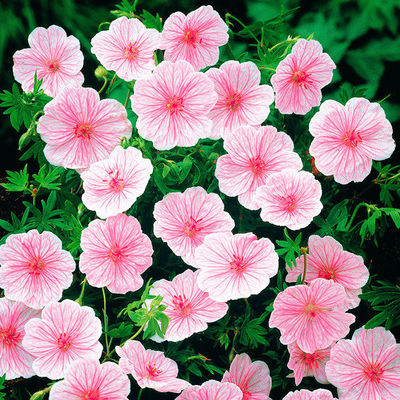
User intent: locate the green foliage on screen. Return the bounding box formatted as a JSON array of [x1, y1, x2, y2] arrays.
[[276, 229, 302, 269], [1, 165, 29, 192], [0, 374, 6, 400], [238, 303, 269, 348]]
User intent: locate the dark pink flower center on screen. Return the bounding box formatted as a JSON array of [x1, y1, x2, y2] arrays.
[[249, 155, 266, 175], [282, 195, 297, 212], [108, 171, 125, 192], [172, 295, 192, 317], [183, 30, 200, 47], [364, 364, 384, 383], [81, 390, 100, 400], [0, 327, 21, 346], [74, 124, 93, 139], [318, 269, 335, 280], [292, 70, 309, 87], [303, 352, 322, 369], [124, 42, 139, 59], [47, 61, 60, 73], [225, 93, 242, 111], [230, 255, 247, 273], [28, 258, 45, 275], [183, 216, 202, 238], [146, 361, 163, 378], [304, 303, 331, 317], [343, 129, 362, 147], [166, 96, 184, 115], [109, 245, 124, 263], [57, 333, 72, 351]]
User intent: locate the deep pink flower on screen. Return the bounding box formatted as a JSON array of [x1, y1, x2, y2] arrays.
[[271, 39, 335, 115], [149, 269, 228, 341], [91, 16, 160, 81], [326, 327, 400, 400], [195, 232, 278, 302], [206, 61, 274, 138], [215, 125, 302, 209], [309, 98, 395, 184], [131, 60, 217, 150], [269, 278, 355, 353], [13, 25, 84, 97], [177, 380, 243, 400], [22, 299, 102, 379], [49, 359, 130, 400], [80, 213, 153, 294], [81, 146, 153, 219], [37, 86, 132, 170], [0, 299, 40, 380], [153, 186, 234, 266], [0, 230, 75, 309], [283, 389, 337, 400], [222, 353, 272, 400], [286, 235, 369, 308], [116, 340, 189, 393], [256, 169, 323, 230], [160, 5, 229, 71]]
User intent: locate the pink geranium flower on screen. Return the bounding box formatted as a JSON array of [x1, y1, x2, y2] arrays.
[[160, 5, 229, 71], [116, 340, 189, 393], [206, 61, 274, 138], [309, 98, 395, 184], [269, 278, 355, 353], [13, 25, 84, 97], [215, 125, 302, 209], [177, 380, 243, 400], [256, 169, 323, 230], [286, 235, 369, 308], [80, 213, 153, 294], [131, 60, 217, 150], [0, 299, 40, 380], [22, 299, 102, 379], [222, 353, 272, 400], [153, 186, 234, 266], [326, 327, 400, 400], [283, 389, 337, 400], [91, 16, 160, 81], [271, 39, 335, 115], [0, 230, 75, 309], [37, 86, 132, 170], [81, 146, 153, 219], [195, 232, 278, 302], [287, 342, 333, 385], [149, 269, 228, 341]]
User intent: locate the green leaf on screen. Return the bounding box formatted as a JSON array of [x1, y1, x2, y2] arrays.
[[1, 165, 29, 192], [32, 165, 62, 191]]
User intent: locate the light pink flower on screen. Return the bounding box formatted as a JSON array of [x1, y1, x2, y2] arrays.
[[309, 98, 395, 184], [206, 61, 274, 138], [153, 186, 234, 266], [37, 86, 132, 170], [81, 146, 153, 219], [177, 380, 243, 400], [326, 327, 400, 400], [256, 169, 323, 230], [0, 299, 40, 380], [80, 213, 153, 294], [283, 389, 337, 400], [222, 353, 272, 400], [160, 5, 228, 71], [131, 60, 217, 150], [22, 299, 102, 379], [116, 340, 189, 393], [286, 235, 369, 308], [13, 25, 84, 97], [195, 232, 278, 302], [0, 230, 75, 309], [91, 16, 160, 81], [287, 342, 333, 385], [271, 39, 335, 115], [269, 278, 355, 353], [215, 125, 302, 209], [149, 269, 228, 341]]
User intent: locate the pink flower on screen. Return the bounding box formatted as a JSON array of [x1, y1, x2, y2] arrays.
[[206, 61, 274, 138], [309, 98, 395, 184], [269, 278, 355, 354], [91, 16, 160, 81], [0, 230, 75, 309], [80, 213, 153, 294], [195, 232, 278, 302], [283, 389, 337, 400], [153, 186, 234, 266], [49, 359, 130, 400], [286, 235, 369, 308], [222, 353, 272, 400], [215, 125, 302, 209], [326, 327, 400, 400], [256, 169, 323, 230], [149, 269, 228, 341], [22, 299, 102, 379], [37, 86, 132, 170], [160, 5, 228, 71], [177, 380, 243, 400], [287, 342, 333, 385], [271, 39, 335, 115], [116, 340, 189, 393], [13, 25, 84, 97], [131, 60, 217, 150], [0, 299, 40, 380], [81, 146, 153, 219]]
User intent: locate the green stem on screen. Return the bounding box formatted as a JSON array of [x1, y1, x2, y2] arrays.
[[98, 77, 108, 95], [268, 37, 298, 52], [345, 202, 370, 230], [124, 87, 132, 108], [102, 288, 110, 357], [228, 329, 239, 361], [226, 13, 261, 45], [300, 247, 308, 284], [75, 278, 87, 305], [137, 388, 143, 400], [106, 73, 117, 95], [107, 323, 146, 359]]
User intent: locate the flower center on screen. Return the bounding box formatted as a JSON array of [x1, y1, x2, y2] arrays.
[[28, 258, 45, 275], [225, 93, 242, 111], [183, 217, 201, 238], [108, 171, 124, 192], [364, 364, 384, 383], [57, 333, 72, 351], [82, 390, 100, 400], [124, 42, 139, 59], [249, 155, 266, 175], [303, 352, 322, 369], [292, 70, 309, 87], [343, 129, 362, 147], [166, 96, 184, 115], [172, 295, 192, 317], [109, 245, 124, 263], [146, 361, 163, 378], [318, 269, 335, 280], [230, 255, 247, 273], [0, 327, 21, 346], [73, 123, 92, 139], [304, 303, 331, 317], [47, 61, 60, 73], [183, 30, 200, 47], [283, 195, 297, 212]]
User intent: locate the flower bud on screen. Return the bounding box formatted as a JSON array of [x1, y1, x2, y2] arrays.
[[95, 66, 108, 80]]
